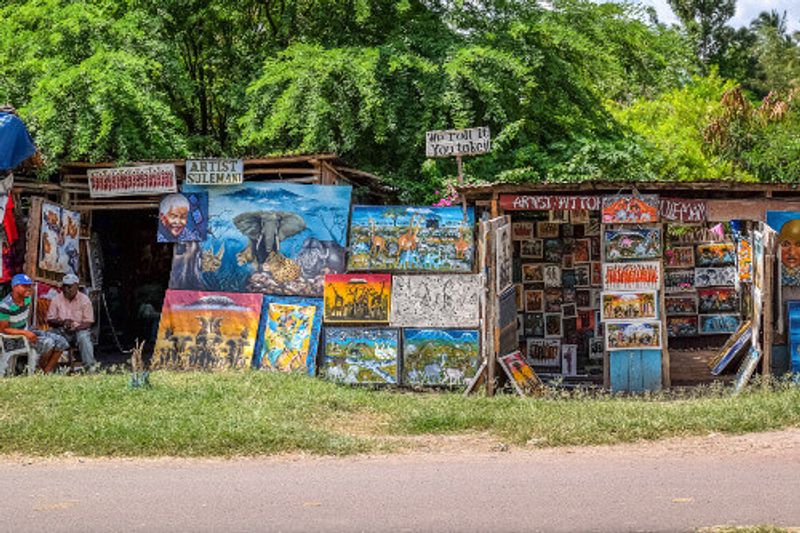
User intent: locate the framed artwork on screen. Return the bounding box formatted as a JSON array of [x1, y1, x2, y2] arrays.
[[697, 288, 738, 314], [524, 290, 544, 313], [577, 309, 596, 330], [520, 239, 543, 259], [603, 227, 661, 261], [511, 222, 534, 241], [699, 314, 741, 335], [694, 267, 736, 288], [499, 351, 542, 396], [664, 246, 695, 268], [605, 321, 662, 351], [589, 338, 604, 360], [591, 262, 602, 286], [526, 313, 545, 337], [585, 218, 601, 236], [544, 339, 562, 365], [562, 303, 577, 318], [601, 194, 659, 224], [666, 316, 699, 337], [573, 239, 591, 263], [561, 344, 578, 376], [402, 329, 480, 386], [39, 202, 81, 276], [570, 210, 590, 224], [602, 261, 660, 291], [544, 265, 562, 288], [696, 242, 736, 267], [575, 264, 591, 288], [157, 192, 208, 242], [536, 222, 560, 238], [544, 239, 563, 263], [522, 263, 544, 283], [562, 254, 574, 269], [561, 224, 575, 238], [549, 210, 569, 223], [495, 223, 513, 293], [253, 295, 323, 374], [561, 269, 576, 289], [321, 327, 400, 384], [545, 313, 563, 338], [737, 238, 753, 283], [575, 289, 591, 309], [600, 291, 658, 321], [562, 288, 576, 304], [664, 269, 696, 292], [665, 294, 698, 316], [528, 338, 560, 367], [544, 288, 563, 313], [323, 274, 391, 323]]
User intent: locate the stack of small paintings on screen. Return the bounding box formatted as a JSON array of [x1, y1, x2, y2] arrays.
[[323, 274, 391, 323], [253, 295, 323, 374], [402, 329, 480, 386], [321, 327, 400, 384]]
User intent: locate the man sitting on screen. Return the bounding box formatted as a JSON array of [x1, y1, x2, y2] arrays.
[[47, 273, 96, 371], [0, 273, 68, 373]]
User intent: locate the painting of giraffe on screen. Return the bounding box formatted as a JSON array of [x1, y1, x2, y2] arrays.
[[323, 274, 391, 323]]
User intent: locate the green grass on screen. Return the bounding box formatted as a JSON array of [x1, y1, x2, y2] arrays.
[[1, 372, 799, 457]]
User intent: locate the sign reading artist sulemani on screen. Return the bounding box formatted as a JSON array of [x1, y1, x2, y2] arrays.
[[184, 158, 243, 185], [425, 127, 491, 157]]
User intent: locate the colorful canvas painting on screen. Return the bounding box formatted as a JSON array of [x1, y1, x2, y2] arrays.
[[323, 274, 391, 323], [348, 205, 474, 272], [252, 295, 322, 373], [169, 183, 352, 296], [694, 267, 736, 288], [495, 223, 513, 293], [603, 227, 661, 261], [402, 329, 480, 386], [499, 351, 542, 396], [697, 288, 738, 313], [39, 202, 81, 276], [766, 211, 800, 286], [600, 291, 658, 321], [520, 239, 543, 259], [321, 327, 399, 384], [666, 316, 699, 337], [605, 321, 661, 351], [737, 238, 753, 283], [664, 246, 695, 268], [699, 314, 741, 335], [153, 290, 263, 370], [601, 195, 659, 224], [665, 294, 698, 316], [157, 192, 208, 242], [696, 242, 736, 267], [591, 262, 602, 286], [511, 222, 534, 240], [522, 263, 544, 282], [602, 262, 660, 291], [390, 274, 481, 328]]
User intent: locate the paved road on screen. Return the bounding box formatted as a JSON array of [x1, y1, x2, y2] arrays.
[[2, 431, 800, 532]]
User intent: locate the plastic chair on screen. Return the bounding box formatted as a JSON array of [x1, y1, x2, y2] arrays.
[[0, 334, 39, 376]]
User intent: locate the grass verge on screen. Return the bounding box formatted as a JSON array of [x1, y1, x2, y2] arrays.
[[0, 372, 799, 457]]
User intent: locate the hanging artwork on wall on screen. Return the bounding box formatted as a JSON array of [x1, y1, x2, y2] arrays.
[[605, 321, 661, 351], [545, 313, 562, 338], [694, 267, 736, 288], [323, 274, 391, 323], [520, 239, 543, 259], [602, 262, 660, 291], [591, 262, 602, 286], [666, 316, 699, 337], [252, 295, 323, 373], [390, 274, 482, 328], [153, 290, 263, 370], [561, 253, 574, 269], [664, 269, 695, 292], [600, 291, 658, 321], [499, 351, 542, 396], [157, 192, 208, 242], [549, 210, 569, 223], [561, 344, 578, 376], [38, 202, 81, 276], [573, 239, 591, 263], [524, 290, 544, 313], [511, 222, 534, 241], [601, 195, 659, 224], [544, 288, 562, 313], [665, 294, 698, 316], [522, 263, 544, 283], [403, 329, 480, 386], [737, 238, 753, 283], [544, 239, 563, 263], [603, 227, 661, 261], [495, 223, 513, 293], [169, 183, 351, 296], [526, 313, 545, 337], [577, 309, 596, 330], [536, 222, 560, 238], [348, 205, 474, 272], [696, 242, 736, 267], [544, 265, 562, 288], [699, 314, 741, 335], [576, 289, 591, 309], [766, 211, 800, 286], [528, 338, 560, 367], [321, 327, 399, 384], [575, 264, 591, 288], [664, 246, 695, 268], [570, 210, 590, 224], [697, 288, 738, 314]]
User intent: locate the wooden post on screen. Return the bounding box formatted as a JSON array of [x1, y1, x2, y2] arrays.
[[659, 253, 671, 389], [762, 242, 775, 382]]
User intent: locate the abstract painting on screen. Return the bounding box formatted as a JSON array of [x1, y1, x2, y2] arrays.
[[766, 211, 800, 286], [153, 290, 263, 370], [603, 227, 661, 261], [664, 269, 695, 292], [323, 274, 391, 323], [169, 183, 352, 296], [602, 262, 660, 291], [347, 205, 474, 272], [665, 294, 698, 316], [695, 242, 736, 267], [605, 321, 661, 351], [321, 327, 399, 384], [664, 246, 695, 268], [601, 194, 659, 224], [694, 267, 736, 288], [39, 201, 81, 276], [699, 314, 741, 335], [157, 192, 208, 242], [402, 329, 480, 386], [600, 291, 658, 321], [666, 316, 699, 337], [390, 274, 482, 328], [499, 351, 542, 396], [252, 295, 323, 374], [697, 288, 738, 314]]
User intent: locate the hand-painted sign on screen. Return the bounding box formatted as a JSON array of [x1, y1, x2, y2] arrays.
[[425, 127, 491, 157], [659, 198, 707, 222], [498, 195, 601, 211], [87, 164, 177, 198], [185, 158, 243, 185]]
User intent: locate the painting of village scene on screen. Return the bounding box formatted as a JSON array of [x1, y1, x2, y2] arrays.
[[601, 195, 659, 224], [603, 227, 661, 260], [39, 202, 81, 276], [696, 243, 736, 267], [323, 274, 391, 323], [402, 329, 480, 386], [605, 321, 661, 351], [153, 290, 263, 370], [347, 205, 475, 272], [169, 183, 352, 296], [600, 291, 657, 321], [253, 295, 322, 374], [321, 327, 399, 384]]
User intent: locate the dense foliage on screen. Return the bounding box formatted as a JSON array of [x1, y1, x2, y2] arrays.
[[0, 0, 798, 199]]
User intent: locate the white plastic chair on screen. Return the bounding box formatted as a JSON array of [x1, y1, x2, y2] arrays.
[[0, 334, 39, 376]]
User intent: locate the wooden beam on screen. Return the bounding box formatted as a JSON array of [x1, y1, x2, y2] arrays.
[[243, 168, 320, 175]]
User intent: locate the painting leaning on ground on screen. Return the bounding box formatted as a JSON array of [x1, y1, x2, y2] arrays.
[[252, 295, 323, 375], [321, 327, 400, 384], [402, 329, 480, 386]]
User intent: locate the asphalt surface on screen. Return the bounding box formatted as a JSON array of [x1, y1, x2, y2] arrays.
[[2, 432, 800, 532]]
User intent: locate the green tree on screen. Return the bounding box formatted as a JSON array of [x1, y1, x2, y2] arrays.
[[668, 0, 735, 64]]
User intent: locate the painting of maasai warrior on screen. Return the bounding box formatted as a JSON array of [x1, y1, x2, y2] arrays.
[[252, 295, 323, 374], [695, 242, 736, 267], [169, 183, 351, 296], [347, 206, 474, 272], [153, 290, 262, 370], [601, 195, 659, 224], [603, 227, 661, 261], [402, 329, 480, 386], [766, 211, 800, 286], [321, 327, 399, 384], [323, 274, 391, 323], [157, 192, 208, 242], [39, 202, 81, 276]]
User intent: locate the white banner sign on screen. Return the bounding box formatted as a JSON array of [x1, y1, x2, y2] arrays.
[[426, 127, 491, 158], [87, 164, 177, 198], [185, 158, 243, 185]]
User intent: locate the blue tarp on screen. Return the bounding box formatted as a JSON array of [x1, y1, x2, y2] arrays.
[[0, 112, 36, 171]]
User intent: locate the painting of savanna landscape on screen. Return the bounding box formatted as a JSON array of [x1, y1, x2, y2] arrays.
[[402, 329, 480, 386], [321, 327, 400, 384]]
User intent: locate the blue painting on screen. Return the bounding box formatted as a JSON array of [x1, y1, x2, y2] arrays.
[[767, 211, 800, 286], [169, 183, 352, 296], [402, 329, 480, 386], [321, 327, 399, 384], [347, 205, 474, 272], [252, 295, 323, 374], [157, 192, 208, 242]]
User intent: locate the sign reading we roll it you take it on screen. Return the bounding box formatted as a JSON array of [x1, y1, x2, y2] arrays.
[[425, 127, 491, 158]]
